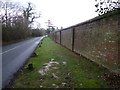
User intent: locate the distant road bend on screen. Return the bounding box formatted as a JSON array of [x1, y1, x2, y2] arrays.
[[2, 36, 45, 88]]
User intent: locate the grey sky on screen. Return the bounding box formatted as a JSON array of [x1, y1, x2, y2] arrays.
[[7, 0, 98, 29]]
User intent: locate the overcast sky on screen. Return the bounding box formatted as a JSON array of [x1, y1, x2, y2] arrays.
[[10, 0, 98, 29]]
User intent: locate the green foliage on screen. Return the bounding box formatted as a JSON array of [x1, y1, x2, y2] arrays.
[[2, 15, 30, 43], [1, 1, 41, 44], [31, 28, 46, 37]]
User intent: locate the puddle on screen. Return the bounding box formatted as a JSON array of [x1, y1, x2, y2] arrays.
[[38, 59, 59, 75]]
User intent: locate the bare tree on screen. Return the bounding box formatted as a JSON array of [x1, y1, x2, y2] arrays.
[[95, 0, 120, 15], [1, 1, 23, 26], [23, 3, 40, 28], [1, 1, 28, 42], [1, 1, 41, 43]]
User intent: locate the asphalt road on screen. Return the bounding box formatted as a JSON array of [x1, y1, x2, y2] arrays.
[[2, 36, 44, 88]]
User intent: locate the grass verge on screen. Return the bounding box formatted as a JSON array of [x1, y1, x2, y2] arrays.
[[11, 37, 111, 88]]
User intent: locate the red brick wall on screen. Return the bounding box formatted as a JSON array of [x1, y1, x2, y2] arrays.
[[50, 10, 120, 73]]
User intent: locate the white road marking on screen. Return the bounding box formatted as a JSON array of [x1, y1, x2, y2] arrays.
[[0, 38, 41, 55], [0, 45, 20, 55]]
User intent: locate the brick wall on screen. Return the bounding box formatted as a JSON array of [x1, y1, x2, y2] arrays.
[[50, 10, 120, 73]]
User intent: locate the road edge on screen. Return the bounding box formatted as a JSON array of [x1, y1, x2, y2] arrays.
[[2, 36, 47, 88]]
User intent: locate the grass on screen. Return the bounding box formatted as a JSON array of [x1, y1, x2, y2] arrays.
[[11, 37, 111, 88]]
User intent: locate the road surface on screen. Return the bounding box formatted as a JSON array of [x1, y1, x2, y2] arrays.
[[2, 37, 44, 88]]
